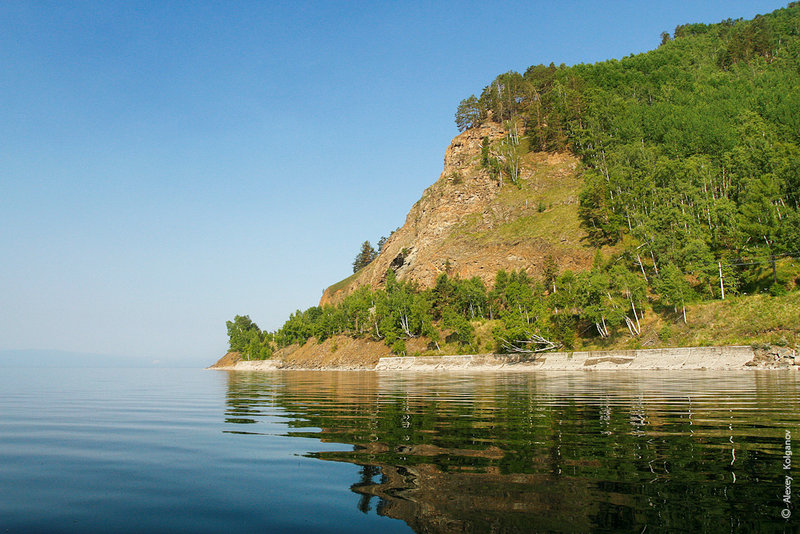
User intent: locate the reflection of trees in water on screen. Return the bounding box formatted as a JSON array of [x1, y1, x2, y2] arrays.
[[352, 464, 382, 514], [223, 371, 800, 533]]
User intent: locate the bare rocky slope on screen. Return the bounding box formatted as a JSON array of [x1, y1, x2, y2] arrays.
[[321, 123, 594, 306]]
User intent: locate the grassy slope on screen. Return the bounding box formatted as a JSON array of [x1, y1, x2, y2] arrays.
[[452, 152, 586, 248], [326, 271, 360, 296], [572, 290, 799, 352]]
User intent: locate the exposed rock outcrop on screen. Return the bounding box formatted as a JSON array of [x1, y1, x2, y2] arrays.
[[747, 344, 799, 368]]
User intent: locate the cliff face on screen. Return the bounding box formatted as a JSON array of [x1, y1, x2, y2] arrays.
[[321, 123, 594, 306]]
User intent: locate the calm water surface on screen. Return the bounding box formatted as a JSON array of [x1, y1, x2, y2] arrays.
[[0, 368, 798, 533]]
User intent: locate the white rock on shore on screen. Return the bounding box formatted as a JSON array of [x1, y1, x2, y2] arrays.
[[211, 345, 800, 372]]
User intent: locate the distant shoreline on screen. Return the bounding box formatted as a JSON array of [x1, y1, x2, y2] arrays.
[[208, 345, 799, 372]]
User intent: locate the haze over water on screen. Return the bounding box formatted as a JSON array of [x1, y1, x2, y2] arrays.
[[1, 368, 797, 532]]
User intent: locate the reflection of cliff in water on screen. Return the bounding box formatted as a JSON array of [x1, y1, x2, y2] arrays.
[[344, 456, 600, 533], [224, 370, 800, 533]]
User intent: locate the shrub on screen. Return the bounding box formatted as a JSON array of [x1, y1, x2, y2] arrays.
[[659, 325, 673, 342], [391, 339, 407, 356]]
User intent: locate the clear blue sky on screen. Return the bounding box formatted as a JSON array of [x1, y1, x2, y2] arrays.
[[0, 1, 786, 366]]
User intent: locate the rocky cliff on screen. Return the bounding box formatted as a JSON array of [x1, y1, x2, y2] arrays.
[[321, 123, 594, 306]]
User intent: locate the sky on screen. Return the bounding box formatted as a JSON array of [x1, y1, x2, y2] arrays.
[[0, 0, 788, 367]]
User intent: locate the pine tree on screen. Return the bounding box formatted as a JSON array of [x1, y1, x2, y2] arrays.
[[455, 95, 481, 131], [352, 241, 377, 273]]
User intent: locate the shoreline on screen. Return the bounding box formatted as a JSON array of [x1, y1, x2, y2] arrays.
[[208, 345, 799, 372]]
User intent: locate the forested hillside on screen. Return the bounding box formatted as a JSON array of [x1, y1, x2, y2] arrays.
[[226, 4, 800, 360], [457, 4, 800, 274]]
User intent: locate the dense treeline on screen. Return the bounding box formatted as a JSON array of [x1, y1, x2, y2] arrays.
[[229, 263, 618, 359], [458, 4, 800, 284], [229, 247, 770, 360], [229, 254, 793, 361], [227, 5, 800, 359], [226, 315, 275, 360]]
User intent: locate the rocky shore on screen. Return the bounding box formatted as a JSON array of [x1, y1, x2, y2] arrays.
[[209, 345, 799, 372]]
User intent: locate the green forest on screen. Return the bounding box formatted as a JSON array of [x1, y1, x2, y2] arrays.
[[228, 4, 800, 360]]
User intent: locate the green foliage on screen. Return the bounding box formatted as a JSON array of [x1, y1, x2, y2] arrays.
[[480, 137, 503, 181], [226, 315, 256, 353], [226, 315, 274, 360], [716, 16, 775, 69], [542, 254, 558, 292], [233, 257, 797, 356], [498, 123, 523, 185], [458, 4, 800, 287], [550, 314, 576, 349], [353, 241, 378, 273], [655, 263, 694, 323], [455, 95, 481, 131], [443, 309, 474, 346], [659, 325, 673, 342], [391, 339, 407, 356], [769, 283, 788, 297]]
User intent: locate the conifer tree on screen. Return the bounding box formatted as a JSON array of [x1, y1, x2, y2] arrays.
[[352, 241, 377, 273]]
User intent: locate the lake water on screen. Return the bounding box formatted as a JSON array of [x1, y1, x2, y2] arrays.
[[1, 368, 798, 533]]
